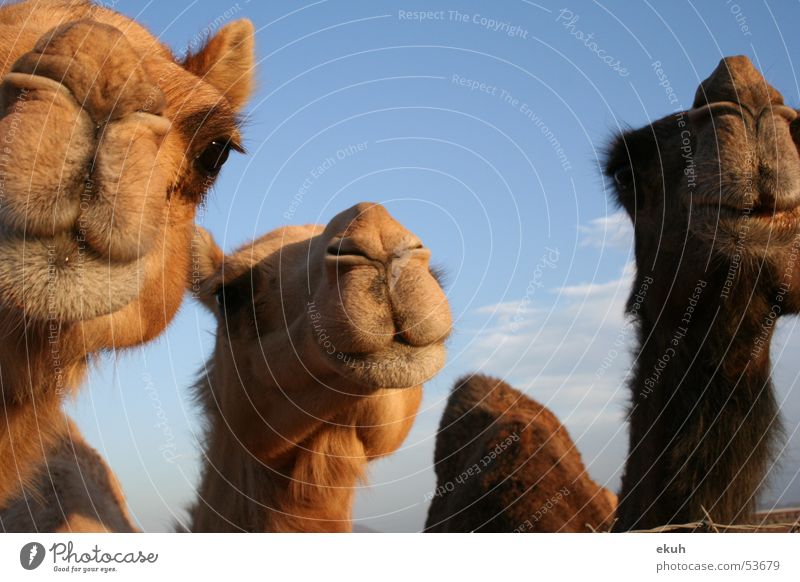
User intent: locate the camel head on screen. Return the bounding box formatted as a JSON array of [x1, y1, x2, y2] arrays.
[[193, 203, 452, 463], [605, 56, 800, 310], [0, 1, 254, 349], [197, 202, 452, 390]]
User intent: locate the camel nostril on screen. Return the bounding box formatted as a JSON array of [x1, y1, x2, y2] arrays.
[[396, 242, 424, 255], [326, 239, 369, 258], [771, 105, 798, 123], [325, 237, 379, 267], [393, 330, 413, 346], [790, 116, 800, 151]]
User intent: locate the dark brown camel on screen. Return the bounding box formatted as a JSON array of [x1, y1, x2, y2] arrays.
[[425, 374, 616, 532], [605, 55, 800, 531]]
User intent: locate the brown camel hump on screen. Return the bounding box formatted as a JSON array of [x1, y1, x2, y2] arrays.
[[435, 374, 561, 471], [446, 374, 497, 416], [445, 374, 553, 425], [427, 374, 616, 532], [693, 55, 783, 109]]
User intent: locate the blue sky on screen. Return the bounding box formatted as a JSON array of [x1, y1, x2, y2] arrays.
[[68, 0, 800, 531]]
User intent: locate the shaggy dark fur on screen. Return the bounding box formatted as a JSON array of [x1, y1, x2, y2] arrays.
[[425, 375, 616, 532], [606, 56, 794, 530]]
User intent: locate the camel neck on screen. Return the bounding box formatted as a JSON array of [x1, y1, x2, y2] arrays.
[[0, 317, 86, 506], [615, 270, 781, 531], [0, 318, 83, 401], [188, 396, 366, 533]]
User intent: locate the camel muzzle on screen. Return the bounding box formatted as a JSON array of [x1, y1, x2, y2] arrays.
[[690, 56, 800, 214]]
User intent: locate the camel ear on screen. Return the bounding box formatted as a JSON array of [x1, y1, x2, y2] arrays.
[[183, 20, 255, 111], [191, 227, 225, 312]]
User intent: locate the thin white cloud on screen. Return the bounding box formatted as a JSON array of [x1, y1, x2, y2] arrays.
[[578, 210, 633, 249]]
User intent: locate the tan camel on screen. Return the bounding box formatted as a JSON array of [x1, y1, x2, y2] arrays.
[[1, 419, 135, 533], [186, 203, 452, 531], [2, 204, 452, 532], [0, 0, 255, 506], [425, 374, 616, 532]]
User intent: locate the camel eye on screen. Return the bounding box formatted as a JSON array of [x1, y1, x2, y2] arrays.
[[215, 283, 245, 314], [196, 139, 232, 176], [215, 271, 259, 316], [613, 166, 634, 190]]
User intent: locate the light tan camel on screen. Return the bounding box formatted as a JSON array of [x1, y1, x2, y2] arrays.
[[0, 0, 255, 506], [425, 374, 617, 532], [186, 203, 452, 531], [2, 204, 452, 532]]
